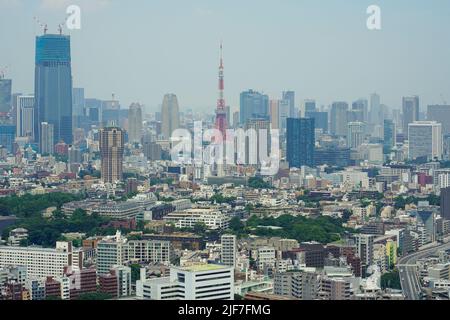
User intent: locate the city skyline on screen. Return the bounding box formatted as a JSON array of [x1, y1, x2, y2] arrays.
[[1, 0, 450, 111]]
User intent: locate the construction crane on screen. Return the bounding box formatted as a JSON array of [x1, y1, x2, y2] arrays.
[[0, 65, 10, 80], [33, 16, 48, 34], [440, 94, 447, 105]]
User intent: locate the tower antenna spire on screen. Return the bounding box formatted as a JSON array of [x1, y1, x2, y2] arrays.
[[215, 41, 227, 140]]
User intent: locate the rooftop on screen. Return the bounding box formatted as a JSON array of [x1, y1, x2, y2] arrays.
[[178, 264, 227, 272]]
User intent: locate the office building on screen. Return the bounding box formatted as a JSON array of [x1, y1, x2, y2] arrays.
[[282, 91, 296, 118], [16, 95, 35, 139], [0, 125, 16, 153], [244, 118, 271, 165], [34, 34, 73, 146], [330, 102, 349, 136], [161, 94, 180, 140], [305, 111, 328, 132], [304, 99, 317, 115], [347, 122, 365, 149], [383, 119, 396, 150], [128, 103, 143, 144], [40, 122, 54, 155], [269, 100, 279, 129], [99, 127, 125, 183], [440, 187, 450, 221], [402, 96, 420, 136], [286, 118, 315, 168], [408, 121, 443, 161], [353, 99, 368, 123], [136, 264, 234, 300], [72, 88, 85, 118], [97, 232, 127, 276], [221, 234, 237, 268], [370, 93, 381, 126], [427, 105, 450, 135], [0, 77, 12, 114], [315, 147, 351, 167], [240, 90, 269, 124]]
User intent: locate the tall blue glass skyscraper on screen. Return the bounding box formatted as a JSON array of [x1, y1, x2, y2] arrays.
[[34, 34, 73, 148], [287, 118, 315, 168]]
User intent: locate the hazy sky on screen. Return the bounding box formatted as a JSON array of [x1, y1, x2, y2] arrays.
[[1, 0, 450, 113]]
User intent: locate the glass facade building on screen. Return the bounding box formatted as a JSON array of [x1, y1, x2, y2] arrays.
[[286, 118, 315, 168], [240, 90, 269, 125], [34, 34, 73, 148]]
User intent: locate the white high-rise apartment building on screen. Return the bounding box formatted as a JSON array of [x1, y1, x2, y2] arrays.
[[0, 242, 80, 280], [221, 234, 237, 268]]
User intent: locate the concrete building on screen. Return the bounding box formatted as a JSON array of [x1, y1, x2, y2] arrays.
[[408, 121, 443, 161], [99, 127, 125, 183], [221, 234, 237, 268], [128, 103, 143, 143], [161, 94, 180, 140], [136, 264, 234, 300], [0, 242, 80, 280]]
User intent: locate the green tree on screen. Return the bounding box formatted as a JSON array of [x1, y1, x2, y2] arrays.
[[77, 292, 113, 300], [381, 270, 401, 290]]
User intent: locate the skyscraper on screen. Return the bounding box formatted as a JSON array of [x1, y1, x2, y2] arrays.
[[300, 99, 317, 118], [330, 102, 349, 137], [402, 96, 420, 136], [278, 100, 290, 133], [287, 118, 315, 168], [40, 122, 54, 155], [16, 95, 35, 139], [99, 127, 125, 183], [427, 105, 450, 135], [34, 34, 73, 147], [282, 91, 296, 118], [0, 125, 15, 153], [0, 77, 12, 114], [369, 93, 381, 126], [305, 111, 328, 132], [245, 119, 271, 165], [72, 88, 85, 130], [383, 119, 396, 151], [161, 94, 180, 140], [72, 88, 85, 117], [240, 90, 269, 124], [269, 100, 279, 129], [352, 99, 368, 123], [440, 187, 450, 221], [408, 121, 442, 161], [128, 103, 143, 144], [347, 122, 365, 149]]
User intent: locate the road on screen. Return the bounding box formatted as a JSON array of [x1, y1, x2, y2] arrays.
[[398, 238, 450, 300]]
